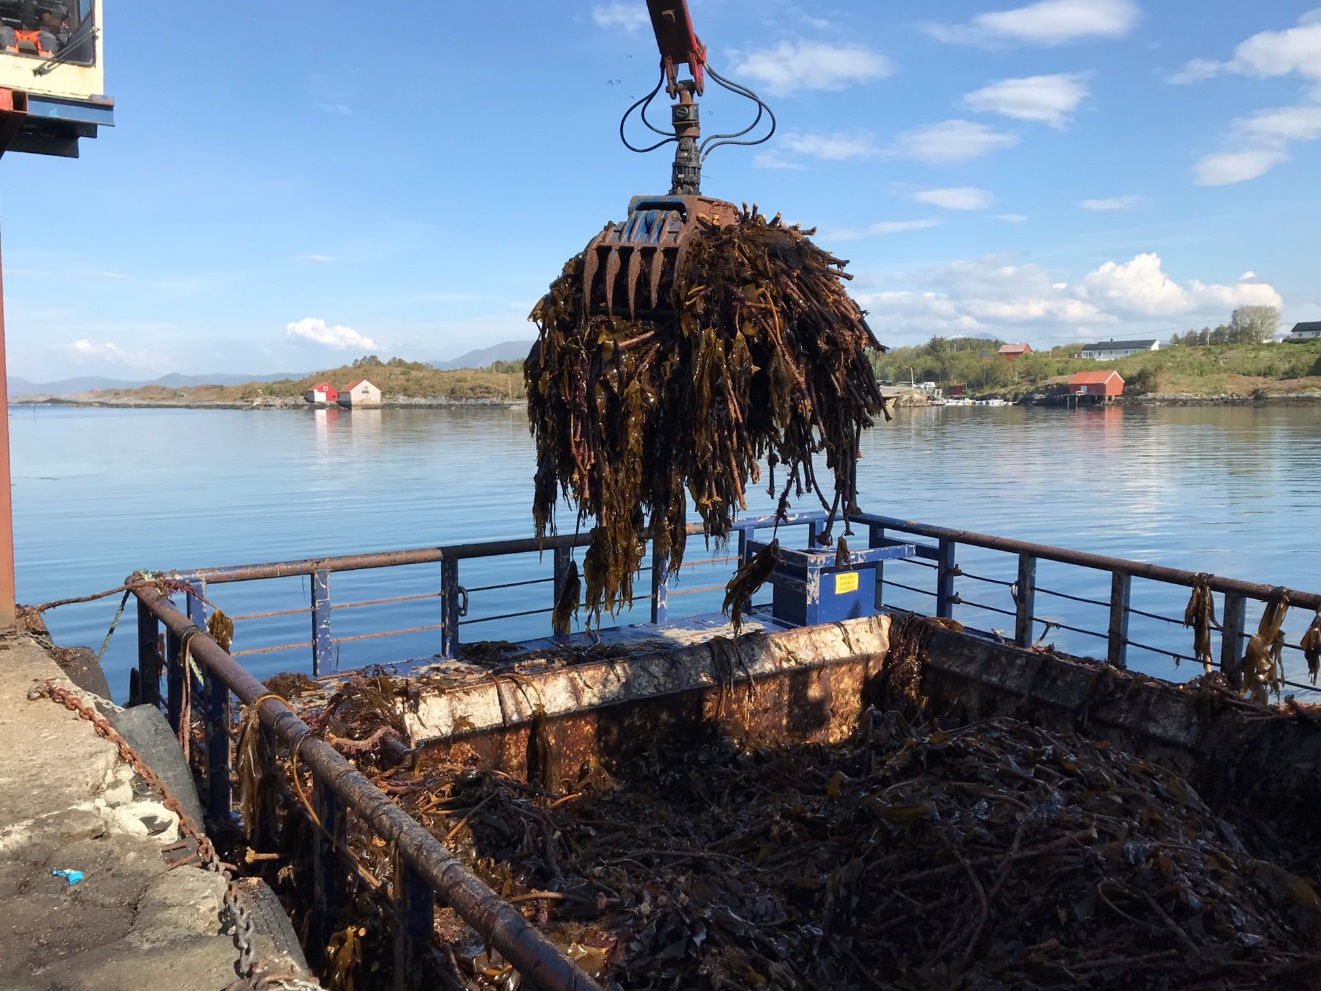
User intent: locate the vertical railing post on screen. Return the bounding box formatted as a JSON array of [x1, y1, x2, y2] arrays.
[[1108, 570, 1131, 669], [935, 538, 956, 620], [311, 568, 331, 677], [187, 583, 231, 823], [1221, 592, 1246, 689], [869, 524, 886, 611], [393, 854, 436, 990], [650, 544, 668, 626], [1015, 554, 1037, 648], [311, 779, 345, 966], [441, 557, 460, 659], [553, 545, 572, 631], [165, 603, 185, 734], [135, 597, 162, 709]]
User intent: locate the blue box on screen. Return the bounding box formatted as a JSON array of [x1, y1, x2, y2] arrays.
[[745, 539, 917, 629]]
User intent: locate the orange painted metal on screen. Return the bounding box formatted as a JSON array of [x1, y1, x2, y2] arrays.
[[0, 236, 15, 629]]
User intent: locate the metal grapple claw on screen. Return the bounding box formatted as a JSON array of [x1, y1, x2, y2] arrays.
[[582, 194, 737, 320]]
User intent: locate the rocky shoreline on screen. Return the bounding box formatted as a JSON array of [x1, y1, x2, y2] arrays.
[[11, 391, 1321, 410]]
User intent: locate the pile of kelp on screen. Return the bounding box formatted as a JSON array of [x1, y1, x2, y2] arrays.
[[526, 207, 887, 630], [306, 704, 1321, 988]]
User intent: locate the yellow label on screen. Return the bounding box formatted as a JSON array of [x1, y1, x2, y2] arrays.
[[835, 572, 860, 595]]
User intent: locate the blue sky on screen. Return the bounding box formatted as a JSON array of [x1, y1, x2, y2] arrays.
[[4, 0, 1320, 381]]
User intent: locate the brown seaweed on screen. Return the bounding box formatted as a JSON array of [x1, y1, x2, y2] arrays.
[[299, 704, 1321, 990], [526, 206, 887, 628], [721, 539, 780, 634]]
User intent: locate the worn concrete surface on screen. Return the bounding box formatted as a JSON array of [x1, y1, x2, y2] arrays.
[[0, 634, 275, 991]]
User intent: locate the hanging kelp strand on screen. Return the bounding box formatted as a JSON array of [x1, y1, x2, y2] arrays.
[[527, 206, 887, 625]]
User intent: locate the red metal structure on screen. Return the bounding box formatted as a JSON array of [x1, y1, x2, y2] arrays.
[[1069, 370, 1124, 397], [0, 3, 113, 628], [646, 0, 706, 96], [580, 0, 774, 321]]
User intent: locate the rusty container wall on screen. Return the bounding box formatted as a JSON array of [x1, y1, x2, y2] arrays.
[[406, 619, 892, 789], [396, 614, 1321, 842]]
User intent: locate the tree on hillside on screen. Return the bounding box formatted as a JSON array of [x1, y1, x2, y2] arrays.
[[1229, 305, 1279, 344]]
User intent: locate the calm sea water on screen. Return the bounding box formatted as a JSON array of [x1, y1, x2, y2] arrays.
[[10, 404, 1321, 702]]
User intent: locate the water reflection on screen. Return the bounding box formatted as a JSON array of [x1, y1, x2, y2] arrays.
[[9, 404, 1321, 699]]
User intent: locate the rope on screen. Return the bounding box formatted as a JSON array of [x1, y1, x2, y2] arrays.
[[94, 590, 131, 665]]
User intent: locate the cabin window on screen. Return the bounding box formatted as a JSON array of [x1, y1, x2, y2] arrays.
[[0, 0, 95, 68]]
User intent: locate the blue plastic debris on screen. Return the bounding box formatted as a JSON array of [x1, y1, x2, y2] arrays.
[[51, 869, 83, 886]]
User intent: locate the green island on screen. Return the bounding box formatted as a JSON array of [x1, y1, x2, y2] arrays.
[[30, 356, 530, 407], [21, 331, 1321, 409], [874, 337, 1321, 402]]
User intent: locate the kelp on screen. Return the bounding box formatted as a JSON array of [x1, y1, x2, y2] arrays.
[[1183, 575, 1216, 673], [527, 207, 887, 628], [303, 706, 1321, 990], [721, 539, 780, 633], [1244, 588, 1290, 703], [1302, 609, 1321, 685]]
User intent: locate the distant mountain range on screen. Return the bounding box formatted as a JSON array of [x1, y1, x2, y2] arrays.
[[8, 371, 304, 397], [9, 340, 538, 396], [428, 340, 534, 371]]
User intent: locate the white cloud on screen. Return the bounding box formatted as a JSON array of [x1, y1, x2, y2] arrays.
[[829, 219, 942, 241], [90, 270, 132, 281], [752, 150, 807, 171], [1176, 13, 1321, 185], [591, 3, 649, 33], [925, 0, 1139, 47], [996, 213, 1028, 223], [896, 120, 1019, 163], [854, 253, 1283, 343], [962, 73, 1090, 128], [912, 187, 994, 210], [286, 317, 379, 350], [1190, 107, 1321, 186], [1186, 278, 1283, 312], [1193, 150, 1288, 186], [1079, 195, 1147, 211], [1169, 12, 1321, 90], [780, 131, 882, 161], [1080, 254, 1190, 314], [1232, 105, 1321, 145], [318, 103, 352, 116], [731, 41, 894, 97], [1079, 253, 1283, 314], [298, 254, 334, 264], [69, 339, 152, 365], [1240, 271, 1257, 280]]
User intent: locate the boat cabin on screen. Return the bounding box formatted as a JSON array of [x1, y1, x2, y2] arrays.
[[0, 0, 111, 158]]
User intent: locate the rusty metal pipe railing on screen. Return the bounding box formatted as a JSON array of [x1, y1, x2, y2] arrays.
[[163, 513, 829, 586], [133, 583, 602, 991], [861, 513, 1321, 611]]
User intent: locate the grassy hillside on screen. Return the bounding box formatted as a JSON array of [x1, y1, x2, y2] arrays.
[[86, 357, 527, 403], [873, 338, 1321, 397]]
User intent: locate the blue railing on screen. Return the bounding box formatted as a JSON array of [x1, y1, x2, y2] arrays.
[[136, 510, 1321, 697]]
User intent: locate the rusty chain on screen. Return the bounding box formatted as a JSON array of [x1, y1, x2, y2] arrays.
[[27, 679, 323, 990]]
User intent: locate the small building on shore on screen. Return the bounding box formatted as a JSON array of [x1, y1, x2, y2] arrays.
[[1080, 339, 1158, 360], [304, 383, 339, 405], [998, 343, 1032, 361], [1069, 370, 1124, 398], [1285, 322, 1321, 342], [339, 380, 382, 408]]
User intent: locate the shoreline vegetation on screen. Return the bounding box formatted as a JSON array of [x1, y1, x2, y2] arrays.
[[12, 340, 1321, 409]]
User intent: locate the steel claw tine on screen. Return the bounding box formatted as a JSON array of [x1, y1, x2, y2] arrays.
[[604, 247, 623, 318], [626, 247, 645, 319]]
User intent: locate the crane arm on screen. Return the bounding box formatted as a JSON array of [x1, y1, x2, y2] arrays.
[[646, 0, 706, 96]]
